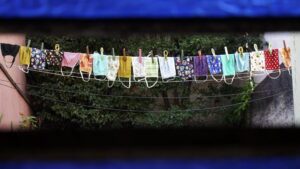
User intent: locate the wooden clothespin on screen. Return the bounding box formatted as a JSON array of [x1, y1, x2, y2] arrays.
[[238, 46, 244, 57], [86, 46, 90, 58], [268, 42, 273, 54], [224, 46, 229, 60], [100, 47, 104, 55], [150, 50, 154, 63], [112, 48, 116, 60], [211, 48, 216, 58], [181, 49, 184, 60], [253, 44, 259, 57], [163, 50, 168, 61], [55, 44, 60, 54], [123, 48, 127, 61], [198, 50, 202, 58], [138, 48, 142, 64], [26, 39, 31, 47], [41, 42, 44, 51]]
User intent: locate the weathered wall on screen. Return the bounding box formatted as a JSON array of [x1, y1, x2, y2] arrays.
[[0, 34, 31, 130], [250, 33, 294, 127]]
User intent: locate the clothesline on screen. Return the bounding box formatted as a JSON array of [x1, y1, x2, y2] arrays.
[[0, 78, 290, 99], [0, 82, 292, 113], [0, 42, 291, 88]]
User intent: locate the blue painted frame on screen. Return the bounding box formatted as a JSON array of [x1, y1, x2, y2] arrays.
[[0, 0, 299, 19]]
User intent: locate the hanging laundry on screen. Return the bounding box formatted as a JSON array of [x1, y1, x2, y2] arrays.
[[264, 49, 280, 70], [1, 43, 20, 68], [175, 56, 194, 80], [44, 49, 63, 67], [118, 56, 132, 88], [30, 48, 46, 70], [19, 46, 32, 73], [80, 53, 93, 73], [250, 51, 265, 72], [158, 57, 176, 80], [144, 57, 159, 78], [280, 47, 291, 70], [61, 52, 80, 76], [144, 57, 159, 88], [194, 55, 208, 77], [118, 56, 132, 78], [132, 56, 146, 79], [206, 55, 222, 74], [234, 52, 250, 73], [93, 51, 108, 77], [221, 54, 235, 76], [106, 55, 120, 81]]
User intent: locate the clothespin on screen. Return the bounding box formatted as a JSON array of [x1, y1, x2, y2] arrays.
[[123, 48, 127, 61], [150, 50, 154, 63], [138, 48, 142, 64], [224, 46, 229, 60], [100, 47, 104, 55], [112, 48, 116, 60], [268, 42, 273, 54], [198, 50, 202, 58], [238, 46, 244, 57], [55, 44, 60, 54], [283, 40, 288, 51], [86, 46, 90, 58], [181, 49, 184, 60], [211, 48, 216, 58], [26, 39, 31, 47], [163, 50, 168, 61], [41, 42, 44, 51], [253, 44, 259, 56]]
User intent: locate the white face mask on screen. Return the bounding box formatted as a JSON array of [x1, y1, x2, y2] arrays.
[[106, 55, 120, 81], [158, 56, 176, 82], [132, 56, 146, 79], [250, 51, 266, 72], [144, 57, 159, 88]]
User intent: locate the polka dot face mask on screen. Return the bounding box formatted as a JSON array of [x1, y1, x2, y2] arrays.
[[264, 49, 280, 70]]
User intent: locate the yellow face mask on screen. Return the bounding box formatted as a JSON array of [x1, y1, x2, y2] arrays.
[[118, 56, 132, 78], [19, 46, 31, 66]]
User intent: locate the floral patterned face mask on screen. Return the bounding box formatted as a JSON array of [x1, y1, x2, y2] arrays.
[[44, 49, 63, 67], [250, 51, 265, 72], [175, 56, 194, 80], [30, 48, 46, 70], [79, 53, 93, 82], [106, 55, 120, 87]]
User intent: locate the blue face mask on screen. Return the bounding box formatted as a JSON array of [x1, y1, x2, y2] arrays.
[[93, 51, 108, 76], [235, 52, 250, 72]]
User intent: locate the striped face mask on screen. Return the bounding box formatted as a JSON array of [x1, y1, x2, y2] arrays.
[[61, 52, 80, 76], [144, 57, 159, 88]]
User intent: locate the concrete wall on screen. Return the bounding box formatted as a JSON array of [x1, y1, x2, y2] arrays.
[[0, 34, 30, 130]]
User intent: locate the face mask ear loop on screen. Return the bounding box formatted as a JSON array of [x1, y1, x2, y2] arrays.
[[265, 69, 281, 80], [223, 74, 235, 85], [107, 80, 115, 88], [119, 76, 131, 88], [61, 61, 77, 77], [80, 70, 91, 82], [18, 65, 30, 74], [194, 75, 208, 83]]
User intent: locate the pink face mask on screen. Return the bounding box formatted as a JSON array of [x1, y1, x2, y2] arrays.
[[61, 52, 81, 76]]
